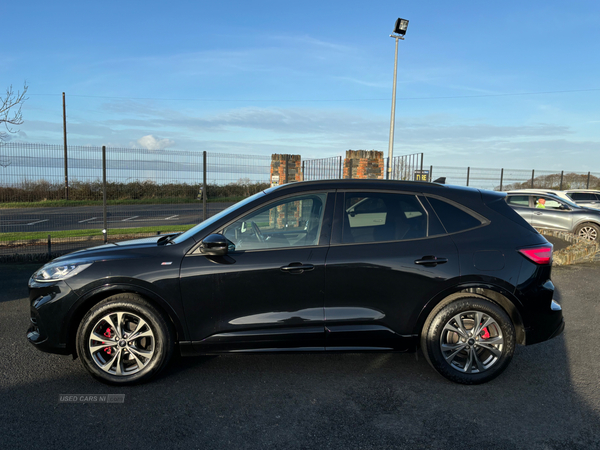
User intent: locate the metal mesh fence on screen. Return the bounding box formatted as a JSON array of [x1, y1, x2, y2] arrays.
[[429, 166, 469, 187], [391, 153, 424, 181], [0, 143, 270, 261], [429, 167, 600, 191], [3, 141, 600, 262], [302, 156, 343, 181]]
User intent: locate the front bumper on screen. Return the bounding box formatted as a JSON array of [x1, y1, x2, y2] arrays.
[[26, 278, 79, 355]]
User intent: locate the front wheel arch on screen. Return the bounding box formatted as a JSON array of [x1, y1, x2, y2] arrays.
[[64, 286, 184, 356], [76, 293, 175, 384]]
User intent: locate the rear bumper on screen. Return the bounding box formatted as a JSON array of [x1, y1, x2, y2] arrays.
[[524, 300, 564, 345]]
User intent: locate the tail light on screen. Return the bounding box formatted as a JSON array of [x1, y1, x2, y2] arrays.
[[518, 245, 553, 265]]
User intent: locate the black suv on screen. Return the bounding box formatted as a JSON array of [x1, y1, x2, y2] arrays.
[[27, 180, 564, 385]]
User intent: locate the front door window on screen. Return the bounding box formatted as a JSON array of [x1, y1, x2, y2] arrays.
[[223, 193, 327, 251]]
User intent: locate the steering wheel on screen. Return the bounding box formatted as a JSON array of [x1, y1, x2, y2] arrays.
[[250, 221, 264, 242]]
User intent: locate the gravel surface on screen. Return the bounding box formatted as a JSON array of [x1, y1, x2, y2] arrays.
[[1, 262, 599, 449]]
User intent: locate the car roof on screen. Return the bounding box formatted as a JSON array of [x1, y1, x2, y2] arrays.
[[506, 189, 571, 198], [264, 180, 511, 210], [266, 179, 452, 196], [506, 191, 565, 199], [269, 179, 442, 189], [507, 189, 561, 194]]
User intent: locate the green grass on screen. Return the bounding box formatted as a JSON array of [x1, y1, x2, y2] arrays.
[[0, 197, 244, 209], [0, 224, 196, 242]]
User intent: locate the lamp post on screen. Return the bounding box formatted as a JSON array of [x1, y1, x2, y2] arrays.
[[387, 18, 409, 180]]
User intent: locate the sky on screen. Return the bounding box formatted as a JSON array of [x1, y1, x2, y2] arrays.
[[2, 0, 600, 171]]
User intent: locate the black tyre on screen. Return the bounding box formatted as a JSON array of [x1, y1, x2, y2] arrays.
[[575, 222, 600, 242], [421, 297, 515, 385], [76, 294, 174, 385]]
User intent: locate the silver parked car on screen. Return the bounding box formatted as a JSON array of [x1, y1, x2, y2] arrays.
[[508, 189, 600, 210], [505, 191, 600, 241]]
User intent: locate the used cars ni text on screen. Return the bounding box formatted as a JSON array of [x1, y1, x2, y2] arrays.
[[27, 180, 564, 385]]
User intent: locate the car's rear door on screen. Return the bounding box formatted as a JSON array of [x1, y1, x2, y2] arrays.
[[323, 190, 460, 350]]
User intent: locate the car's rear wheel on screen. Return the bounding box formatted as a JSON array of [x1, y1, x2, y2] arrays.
[[421, 297, 515, 384], [576, 222, 600, 241], [76, 294, 174, 385]]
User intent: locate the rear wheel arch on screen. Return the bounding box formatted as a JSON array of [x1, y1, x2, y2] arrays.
[[416, 288, 526, 345], [64, 286, 184, 356], [420, 296, 516, 384]]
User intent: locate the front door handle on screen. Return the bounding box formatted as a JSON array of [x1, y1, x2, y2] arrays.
[[414, 256, 448, 267], [280, 263, 314, 274], [534, 211, 543, 215]]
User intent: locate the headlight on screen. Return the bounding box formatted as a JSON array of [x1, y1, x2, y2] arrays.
[[33, 261, 93, 282]]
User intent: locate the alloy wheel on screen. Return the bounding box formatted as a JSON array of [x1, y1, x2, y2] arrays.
[[440, 310, 504, 373], [89, 311, 155, 376], [578, 226, 598, 241]]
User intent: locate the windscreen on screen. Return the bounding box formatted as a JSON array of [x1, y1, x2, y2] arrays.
[[172, 191, 266, 244]]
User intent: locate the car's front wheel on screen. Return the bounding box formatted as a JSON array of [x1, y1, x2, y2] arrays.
[[76, 294, 174, 385], [421, 296, 515, 384], [576, 222, 600, 241]]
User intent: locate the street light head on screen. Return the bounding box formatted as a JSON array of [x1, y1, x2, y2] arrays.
[[393, 18, 409, 36]]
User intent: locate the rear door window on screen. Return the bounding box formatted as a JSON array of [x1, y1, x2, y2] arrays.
[[506, 195, 530, 207], [342, 193, 427, 243]]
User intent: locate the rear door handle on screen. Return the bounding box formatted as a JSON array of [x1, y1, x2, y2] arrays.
[[280, 263, 314, 274], [414, 256, 448, 267]]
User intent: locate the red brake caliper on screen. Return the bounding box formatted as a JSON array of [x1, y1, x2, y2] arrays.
[[481, 327, 490, 339], [103, 328, 112, 354]]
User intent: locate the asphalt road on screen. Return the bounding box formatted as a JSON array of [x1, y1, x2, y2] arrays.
[[0, 202, 235, 233], [1, 263, 599, 449]]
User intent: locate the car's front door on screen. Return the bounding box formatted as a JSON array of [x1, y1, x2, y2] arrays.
[[531, 195, 573, 231], [324, 191, 460, 351], [180, 192, 333, 352]]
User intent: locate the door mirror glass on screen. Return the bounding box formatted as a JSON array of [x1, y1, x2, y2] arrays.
[[200, 234, 231, 256]]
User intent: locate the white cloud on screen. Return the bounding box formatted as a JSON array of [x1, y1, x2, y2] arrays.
[[135, 135, 174, 150]]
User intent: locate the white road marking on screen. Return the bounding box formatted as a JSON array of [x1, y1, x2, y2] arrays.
[[27, 219, 49, 226], [121, 216, 139, 222], [165, 215, 179, 220], [78, 217, 98, 223]]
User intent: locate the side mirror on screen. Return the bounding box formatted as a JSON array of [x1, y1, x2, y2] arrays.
[[200, 234, 230, 256]]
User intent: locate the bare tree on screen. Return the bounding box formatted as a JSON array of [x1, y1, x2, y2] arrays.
[[1, 82, 28, 143]]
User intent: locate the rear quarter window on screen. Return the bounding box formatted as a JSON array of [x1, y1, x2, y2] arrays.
[[427, 197, 484, 234]]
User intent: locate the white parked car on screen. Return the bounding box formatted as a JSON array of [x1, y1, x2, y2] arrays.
[[563, 190, 600, 210], [507, 189, 572, 202]]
